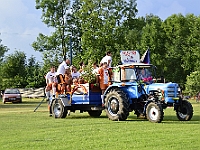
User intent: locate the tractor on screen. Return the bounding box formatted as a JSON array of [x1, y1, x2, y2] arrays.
[[103, 63, 193, 123]]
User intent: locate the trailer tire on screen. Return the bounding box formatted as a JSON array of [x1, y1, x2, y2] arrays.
[[88, 110, 102, 117], [105, 89, 129, 121], [52, 99, 67, 118], [146, 102, 163, 123], [176, 100, 193, 121]]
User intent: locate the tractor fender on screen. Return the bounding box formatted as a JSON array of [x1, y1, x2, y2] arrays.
[[103, 85, 120, 97]]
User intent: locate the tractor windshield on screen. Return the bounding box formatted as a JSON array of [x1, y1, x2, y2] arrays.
[[135, 66, 154, 82], [112, 64, 155, 82]]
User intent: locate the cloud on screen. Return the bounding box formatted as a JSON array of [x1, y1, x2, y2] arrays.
[[0, 0, 51, 61]]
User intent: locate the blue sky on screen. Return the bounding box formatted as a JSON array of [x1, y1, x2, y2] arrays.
[[0, 0, 200, 62]]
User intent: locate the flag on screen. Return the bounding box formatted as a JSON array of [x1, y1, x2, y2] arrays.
[[140, 49, 150, 64]]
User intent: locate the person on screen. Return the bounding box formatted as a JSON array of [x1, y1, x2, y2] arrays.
[[64, 68, 73, 93], [71, 66, 81, 79], [100, 51, 112, 68], [45, 66, 57, 100], [138, 68, 152, 82], [45, 66, 57, 117], [92, 62, 99, 74], [98, 62, 109, 95], [56, 59, 70, 94], [79, 61, 85, 74], [138, 68, 148, 80]]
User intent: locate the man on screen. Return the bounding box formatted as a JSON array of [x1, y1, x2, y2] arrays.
[[100, 51, 112, 68], [92, 62, 99, 74], [56, 59, 70, 94], [45, 66, 57, 100]]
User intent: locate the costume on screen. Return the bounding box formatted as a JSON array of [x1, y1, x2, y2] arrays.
[[98, 67, 109, 90]]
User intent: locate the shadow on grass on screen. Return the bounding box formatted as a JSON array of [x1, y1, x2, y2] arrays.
[[126, 114, 200, 124]]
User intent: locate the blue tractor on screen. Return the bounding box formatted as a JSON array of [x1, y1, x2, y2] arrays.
[[50, 63, 193, 123], [103, 63, 193, 123]]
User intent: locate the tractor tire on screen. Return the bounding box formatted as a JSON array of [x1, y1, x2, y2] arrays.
[[104, 89, 129, 121], [51, 99, 67, 118], [176, 100, 193, 121], [88, 110, 102, 117], [146, 102, 164, 123]]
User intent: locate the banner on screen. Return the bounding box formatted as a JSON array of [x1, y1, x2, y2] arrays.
[[120, 50, 140, 64]]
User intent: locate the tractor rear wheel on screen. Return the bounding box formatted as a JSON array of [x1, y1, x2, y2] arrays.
[[176, 100, 193, 121], [51, 99, 67, 118], [104, 89, 129, 121], [146, 102, 164, 123]]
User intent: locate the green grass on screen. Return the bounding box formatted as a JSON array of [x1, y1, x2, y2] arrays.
[[0, 98, 199, 150]]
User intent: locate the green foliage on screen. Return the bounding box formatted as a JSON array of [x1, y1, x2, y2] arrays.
[[185, 71, 200, 95], [0, 39, 9, 63], [0, 51, 27, 89], [80, 60, 96, 83], [34, 0, 71, 60]]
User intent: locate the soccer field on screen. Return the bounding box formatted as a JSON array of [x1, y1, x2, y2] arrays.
[[0, 98, 199, 150]]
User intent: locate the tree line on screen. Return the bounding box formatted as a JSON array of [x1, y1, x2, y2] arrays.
[[0, 0, 200, 95]]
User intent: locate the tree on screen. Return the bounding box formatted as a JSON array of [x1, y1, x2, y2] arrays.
[[0, 51, 27, 89], [0, 38, 9, 63], [185, 71, 200, 95], [26, 56, 46, 88], [73, 0, 138, 65], [34, 0, 71, 62]]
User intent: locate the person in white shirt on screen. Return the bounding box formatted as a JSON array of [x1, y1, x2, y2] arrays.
[[100, 51, 112, 68], [56, 59, 70, 94], [45, 66, 57, 100], [92, 62, 99, 74], [71, 67, 81, 79]]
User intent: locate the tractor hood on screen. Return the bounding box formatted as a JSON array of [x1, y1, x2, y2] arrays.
[[145, 82, 180, 103]]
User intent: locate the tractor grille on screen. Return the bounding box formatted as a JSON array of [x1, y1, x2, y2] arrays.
[[167, 86, 176, 97]]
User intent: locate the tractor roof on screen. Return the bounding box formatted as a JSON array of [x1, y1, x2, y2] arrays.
[[117, 63, 153, 68]]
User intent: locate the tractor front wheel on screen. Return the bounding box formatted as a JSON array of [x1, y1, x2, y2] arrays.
[[176, 100, 193, 121], [146, 102, 164, 123]]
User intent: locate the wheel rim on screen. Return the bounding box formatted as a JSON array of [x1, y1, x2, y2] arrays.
[[53, 103, 62, 116], [148, 106, 159, 121], [177, 107, 187, 118], [107, 97, 119, 116]]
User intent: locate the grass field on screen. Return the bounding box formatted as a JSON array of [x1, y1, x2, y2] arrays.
[[0, 98, 199, 150]]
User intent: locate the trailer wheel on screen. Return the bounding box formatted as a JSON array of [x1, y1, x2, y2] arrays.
[[52, 99, 67, 118], [176, 100, 193, 121], [105, 89, 129, 121], [88, 110, 102, 117], [146, 102, 163, 123]]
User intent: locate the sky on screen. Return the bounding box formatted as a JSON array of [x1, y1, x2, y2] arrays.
[[0, 0, 200, 62]]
